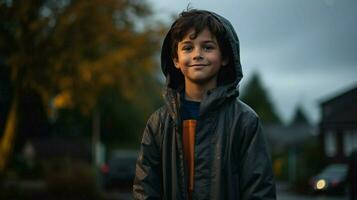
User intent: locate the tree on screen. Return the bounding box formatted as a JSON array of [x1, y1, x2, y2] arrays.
[[241, 72, 281, 124], [0, 60, 12, 139], [290, 104, 310, 125], [0, 0, 164, 171]]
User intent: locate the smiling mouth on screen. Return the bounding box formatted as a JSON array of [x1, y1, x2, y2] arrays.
[[190, 64, 208, 67]]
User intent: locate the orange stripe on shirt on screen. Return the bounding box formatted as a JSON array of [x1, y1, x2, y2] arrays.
[[182, 119, 196, 197]]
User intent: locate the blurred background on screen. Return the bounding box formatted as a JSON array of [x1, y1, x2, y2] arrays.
[[0, 0, 356, 199]]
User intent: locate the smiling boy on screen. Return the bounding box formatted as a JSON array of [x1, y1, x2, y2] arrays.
[[133, 9, 276, 200], [173, 28, 228, 101]]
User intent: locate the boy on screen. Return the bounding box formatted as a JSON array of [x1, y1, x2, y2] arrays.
[[133, 9, 276, 200]]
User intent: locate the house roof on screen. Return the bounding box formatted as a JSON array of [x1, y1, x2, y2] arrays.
[[264, 123, 316, 148], [320, 85, 357, 123], [320, 85, 357, 106]]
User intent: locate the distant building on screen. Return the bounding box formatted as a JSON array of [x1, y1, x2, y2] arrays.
[[265, 105, 316, 154], [319, 85, 357, 163], [22, 138, 92, 162], [264, 107, 317, 182], [265, 123, 316, 154]]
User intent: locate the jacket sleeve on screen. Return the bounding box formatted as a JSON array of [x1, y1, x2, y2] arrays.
[[133, 112, 162, 200], [238, 116, 276, 200]]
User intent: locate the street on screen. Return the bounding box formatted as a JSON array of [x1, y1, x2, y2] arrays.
[[278, 191, 347, 200], [276, 181, 347, 200], [2, 180, 348, 200], [103, 182, 348, 200]]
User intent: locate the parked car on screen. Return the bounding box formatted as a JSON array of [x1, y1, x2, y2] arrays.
[[309, 163, 348, 195], [101, 150, 138, 189]]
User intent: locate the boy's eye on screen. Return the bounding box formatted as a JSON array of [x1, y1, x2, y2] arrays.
[[181, 45, 193, 51], [203, 44, 215, 51]]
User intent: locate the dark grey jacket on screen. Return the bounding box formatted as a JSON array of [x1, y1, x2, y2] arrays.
[[133, 10, 276, 200]]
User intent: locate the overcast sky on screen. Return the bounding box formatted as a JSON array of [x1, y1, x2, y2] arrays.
[[147, 0, 357, 124]]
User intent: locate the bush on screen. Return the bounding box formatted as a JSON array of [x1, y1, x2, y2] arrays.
[[44, 159, 103, 200]]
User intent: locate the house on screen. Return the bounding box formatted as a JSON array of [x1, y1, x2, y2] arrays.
[[319, 85, 357, 163]]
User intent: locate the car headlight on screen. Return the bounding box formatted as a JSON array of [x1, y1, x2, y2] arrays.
[[316, 179, 326, 190]]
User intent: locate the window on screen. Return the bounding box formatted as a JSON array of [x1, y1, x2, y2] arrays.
[[325, 130, 337, 157], [343, 130, 352, 156], [344, 129, 357, 156]]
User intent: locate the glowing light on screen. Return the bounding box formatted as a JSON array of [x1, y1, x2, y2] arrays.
[[316, 179, 326, 190]]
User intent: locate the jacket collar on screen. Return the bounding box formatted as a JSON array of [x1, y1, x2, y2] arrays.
[[163, 82, 239, 122]]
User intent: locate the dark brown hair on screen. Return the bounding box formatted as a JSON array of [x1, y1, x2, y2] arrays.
[[170, 9, 230, 61]]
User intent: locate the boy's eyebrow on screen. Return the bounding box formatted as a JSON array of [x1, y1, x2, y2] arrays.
[[201, 40, 217, 44], [179, 41, 192, 45], [179, 40, 217, 45]]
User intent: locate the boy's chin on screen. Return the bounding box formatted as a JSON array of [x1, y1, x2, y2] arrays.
[[185, 76, 218, 88]]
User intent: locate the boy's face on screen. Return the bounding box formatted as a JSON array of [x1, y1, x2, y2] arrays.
[[173, 28, 228, 89]]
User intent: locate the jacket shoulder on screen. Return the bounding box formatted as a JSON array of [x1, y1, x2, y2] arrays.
[[234, 98, 260, 122], [142, 105, 170, 149], [224, 98, 262, 131], [146, 105, 170, 127], [145, 105, 171, 136]]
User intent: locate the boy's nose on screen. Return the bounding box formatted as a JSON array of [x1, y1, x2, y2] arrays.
[[193, 49, 203, 60]]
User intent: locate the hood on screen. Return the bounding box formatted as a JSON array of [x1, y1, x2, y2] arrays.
[[161, 10, 243, 91]]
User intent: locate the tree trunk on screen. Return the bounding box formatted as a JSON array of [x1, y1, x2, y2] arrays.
[[0, 90, 19, 172]]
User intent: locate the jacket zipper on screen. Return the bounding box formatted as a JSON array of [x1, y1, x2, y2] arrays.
[[175, 122, 189, 200], [173, 92, 189, 200]]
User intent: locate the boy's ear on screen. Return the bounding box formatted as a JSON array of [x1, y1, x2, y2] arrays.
[[222, 57, 229, 66], [173, 58, 180, 69]]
